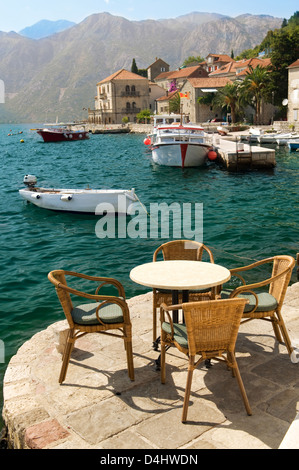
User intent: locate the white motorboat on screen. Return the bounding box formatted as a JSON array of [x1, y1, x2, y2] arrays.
[[150, 123, 212, 168], [275, 133, 299, 146], [19, 175, 139, 215]]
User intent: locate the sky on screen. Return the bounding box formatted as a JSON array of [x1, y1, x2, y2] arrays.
[[0, 0, 298, 32]]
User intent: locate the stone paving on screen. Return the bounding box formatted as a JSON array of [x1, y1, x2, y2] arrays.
[[2, 283, 299, 449]]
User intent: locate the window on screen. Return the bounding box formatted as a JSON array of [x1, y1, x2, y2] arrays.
[[126, 85, 130, 94], [294, 109, 298, 121], [126, 102, 131, 110], [131, 85, 136, 94]]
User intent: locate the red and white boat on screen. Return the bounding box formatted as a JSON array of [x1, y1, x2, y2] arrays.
[[36, 126, 89, 142], [150, 123, 212, 168]]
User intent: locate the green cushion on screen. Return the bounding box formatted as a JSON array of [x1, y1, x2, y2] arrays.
[[71, 302, 124, 326], [162, 322, 188, 349], [221, 289, 278, 313]]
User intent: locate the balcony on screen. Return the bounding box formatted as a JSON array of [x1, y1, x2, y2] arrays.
[[121, 91, 140, 97], [122, 108, 141, 114]]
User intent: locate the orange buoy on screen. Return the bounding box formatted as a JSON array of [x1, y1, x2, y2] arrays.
[[208, 150, 218, 161], [144, 137, 151, 146]]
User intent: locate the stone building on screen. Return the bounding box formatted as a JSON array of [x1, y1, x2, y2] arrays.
[[154, 65, 208, 92], [288, 59, 299, 125], [179, 77, 232, 123], [147, 58, 170, 81], [89, 69, 150, 125]]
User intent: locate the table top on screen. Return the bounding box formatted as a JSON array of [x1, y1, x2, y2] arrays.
[[130, 260, 231, 290]]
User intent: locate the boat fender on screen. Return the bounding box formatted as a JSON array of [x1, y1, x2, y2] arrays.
[[61, 194, 73, 202], [31, 193, 41, 200]]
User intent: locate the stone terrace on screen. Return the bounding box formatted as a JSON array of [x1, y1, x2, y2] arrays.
[[2, 284, 299, 449]]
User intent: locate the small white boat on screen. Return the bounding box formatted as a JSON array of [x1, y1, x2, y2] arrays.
[[150, 123, 212, 168], [276, 134, 299, 146], [257, 133, 278, 144], [19, 175, 139, 215]]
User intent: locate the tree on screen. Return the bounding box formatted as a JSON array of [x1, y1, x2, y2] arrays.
[[212, 82, 243, 123], [169, 92, 180, 114], [240, 65, 271, 124], [136, 109, 151, 123], [182, 55, 204, 67], [131, 59, 138, 74], [269, 26, 299, 106]]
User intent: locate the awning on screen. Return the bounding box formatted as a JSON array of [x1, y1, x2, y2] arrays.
[[201, 88, 218, 93]]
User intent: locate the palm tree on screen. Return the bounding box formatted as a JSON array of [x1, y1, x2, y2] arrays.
[[212, 81, 242, 123], [240, 65, 271, 124]]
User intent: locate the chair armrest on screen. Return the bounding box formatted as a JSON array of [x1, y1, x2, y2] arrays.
[[229, 257, 274, 275], [95, 297, 130, 326], [49, 270, 126, 299]]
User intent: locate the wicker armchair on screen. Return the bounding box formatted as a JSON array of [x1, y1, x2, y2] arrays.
[[48, 270, 134, 384], [152, 240, 215, 344], [221, 255, 296, 359], [160, 298, 252, 422]]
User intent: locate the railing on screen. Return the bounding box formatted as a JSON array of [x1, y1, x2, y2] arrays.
[[121, 91, 140, 97], [121, 108, 141, 114]]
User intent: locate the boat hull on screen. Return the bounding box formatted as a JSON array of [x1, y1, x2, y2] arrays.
[[288, 141, 299, 151], [19, 188, 138, 215], [151, 142, 210, 167], [37, 129, 90, 142]]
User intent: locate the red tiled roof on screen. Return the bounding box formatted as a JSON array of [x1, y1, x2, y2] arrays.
[[288, 59, 299, 68], [206, 54, 234, 63], [97, 69, 147, 85], [209, 58, 272, 77], [155, 65, 204, 81], [187, 77, 232, 88], [156, 91, 179, 101]]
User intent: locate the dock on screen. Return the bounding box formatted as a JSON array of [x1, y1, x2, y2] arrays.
[[209, 135, 276, 170]]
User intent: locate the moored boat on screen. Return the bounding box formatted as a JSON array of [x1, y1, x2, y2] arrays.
[[36, 127, 90, 142], [150, 123, 212, 168], [19, 176, 139, 215]]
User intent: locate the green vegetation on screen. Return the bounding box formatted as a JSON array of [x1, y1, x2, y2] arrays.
[[182, 55, 205, 67], [193, 11, 299, 123], [136, 109, 151, 123]]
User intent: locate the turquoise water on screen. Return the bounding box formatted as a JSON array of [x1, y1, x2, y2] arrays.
[[1, 123, 299, 422]]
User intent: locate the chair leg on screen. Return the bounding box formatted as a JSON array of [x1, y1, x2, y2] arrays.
[[182, 357, 195, 423], [124, 328, 134, 381], [275, 310, 294, 356], [153, 305, 157, 344], [160, 340, 166, 384], [59, 329, 75, 384], [230, 352, 252, 416]]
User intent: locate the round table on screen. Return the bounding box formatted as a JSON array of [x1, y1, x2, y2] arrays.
[[130, 260, 231, 292]]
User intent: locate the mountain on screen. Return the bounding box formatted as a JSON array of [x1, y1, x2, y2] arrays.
[[19, 20, 76, 39], [0, 12, 282, 123]]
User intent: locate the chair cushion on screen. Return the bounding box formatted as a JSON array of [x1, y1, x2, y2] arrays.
[[221, 290, 278, 313], [162, 322, 188, 349], [71, 302, 124, 326]]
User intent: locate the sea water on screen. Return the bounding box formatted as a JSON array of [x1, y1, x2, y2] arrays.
[[0, 123, 299, 422]]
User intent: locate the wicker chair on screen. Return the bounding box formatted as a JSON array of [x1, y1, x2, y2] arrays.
[[160, 298, 252, 422], [48, 270, 134, 384], [221, 255, 296, 358], [152, 240, 215, 345]]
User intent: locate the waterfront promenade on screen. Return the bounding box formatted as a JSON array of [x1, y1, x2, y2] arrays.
[[2, 283, 299, 449]]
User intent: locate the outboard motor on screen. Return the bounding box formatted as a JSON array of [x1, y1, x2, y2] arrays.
[[23, 175, 37, 188]]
